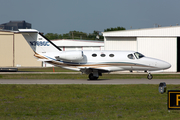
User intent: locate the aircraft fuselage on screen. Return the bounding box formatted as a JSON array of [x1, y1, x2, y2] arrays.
[[39, 50, 171, 73]]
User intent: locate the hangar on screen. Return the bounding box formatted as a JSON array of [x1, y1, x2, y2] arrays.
[[0, 30, 104, 68], [102, 26, 180, 72], [52, 39, 104, 51], [0, 30, 41, 67]]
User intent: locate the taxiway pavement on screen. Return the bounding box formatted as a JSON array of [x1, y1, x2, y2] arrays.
[[0, 79, 179, 84]]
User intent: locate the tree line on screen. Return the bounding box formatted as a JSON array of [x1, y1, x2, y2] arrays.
[[45, 26, 125, 40]]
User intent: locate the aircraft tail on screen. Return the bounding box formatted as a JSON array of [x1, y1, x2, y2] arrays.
[[19, 29, 61, 54]]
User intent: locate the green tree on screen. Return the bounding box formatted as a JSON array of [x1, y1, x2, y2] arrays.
[[45, 33, 59, 40], [87, 31, 104, 40], [58, 34, 63, 39], [45, 26, 126, 41], [104, 26, 125, 32], [69, 31, 87, 39], [62, 33, 71, 39]]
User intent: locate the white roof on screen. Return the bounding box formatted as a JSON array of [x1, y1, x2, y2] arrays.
[[18, 29, 39, 33], [52, 39, 104, 47], [102, 26, 180, 37]]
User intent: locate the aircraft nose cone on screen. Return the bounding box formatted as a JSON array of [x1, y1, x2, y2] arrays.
[[161, 61, 171, 70]]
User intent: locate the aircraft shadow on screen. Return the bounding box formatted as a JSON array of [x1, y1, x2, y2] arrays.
[[87, 79, 110, 81]]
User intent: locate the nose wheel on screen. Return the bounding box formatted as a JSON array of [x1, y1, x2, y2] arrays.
[[147, 73, 153, 80]]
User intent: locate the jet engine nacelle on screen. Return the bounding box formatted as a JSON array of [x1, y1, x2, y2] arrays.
[[55, 51, 83, 61]]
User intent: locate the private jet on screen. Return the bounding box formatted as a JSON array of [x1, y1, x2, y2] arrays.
[[19, 29, 171, 80]]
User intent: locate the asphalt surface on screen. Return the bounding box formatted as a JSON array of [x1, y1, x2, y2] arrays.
[[0, 72, 179, 74], [0, 71, 180, 84], [0, 79, 179, 84]]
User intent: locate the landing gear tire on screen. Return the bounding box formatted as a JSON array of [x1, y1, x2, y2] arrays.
[[89, 73, 98, 80], [147, 73, 153, 80]]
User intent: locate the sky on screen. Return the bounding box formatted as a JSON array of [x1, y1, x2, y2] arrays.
[[1, 0, 180, 34]]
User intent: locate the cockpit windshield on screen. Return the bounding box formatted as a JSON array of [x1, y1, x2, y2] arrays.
[[134, 52, 145, 59]]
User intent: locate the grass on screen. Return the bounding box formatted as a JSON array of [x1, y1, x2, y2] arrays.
[[1, 67, 179, 119], [0, 84, 180, 119], [18, 67, 77, 72]]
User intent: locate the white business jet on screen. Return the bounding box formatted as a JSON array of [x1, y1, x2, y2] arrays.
[[19, 29, 171, 80]]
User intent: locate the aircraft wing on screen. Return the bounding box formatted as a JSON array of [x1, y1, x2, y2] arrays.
[[79, 67, 110, 74]]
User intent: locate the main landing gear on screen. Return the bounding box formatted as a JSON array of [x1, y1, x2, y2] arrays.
[[147, 73, 153, 80], [88, 73, 99, 80], [88, 70, 102, 80]]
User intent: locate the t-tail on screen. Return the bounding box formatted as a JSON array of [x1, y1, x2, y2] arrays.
[[19, 29, 61, 54], [19, 29, 83, 62]]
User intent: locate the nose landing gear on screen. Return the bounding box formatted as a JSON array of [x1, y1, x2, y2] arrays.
[[147, 73, 153, 80]]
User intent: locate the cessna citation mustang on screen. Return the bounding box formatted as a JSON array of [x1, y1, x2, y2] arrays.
[[19, 29, 171, 80]]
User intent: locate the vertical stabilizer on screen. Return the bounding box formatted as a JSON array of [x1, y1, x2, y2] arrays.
[[19, 29, 61, 54]]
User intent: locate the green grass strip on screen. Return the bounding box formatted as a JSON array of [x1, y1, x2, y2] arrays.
[[18, 67, 77, 72], [0, 84, 180, 119]]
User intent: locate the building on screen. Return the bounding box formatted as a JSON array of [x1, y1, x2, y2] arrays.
[[102, 26, 180, 72], [0, 21, 31, 31], [52, 39, 104, 51], [0, 30, 41, 67]]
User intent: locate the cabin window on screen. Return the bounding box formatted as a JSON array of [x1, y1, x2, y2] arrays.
[[92, 53, 97, 57], [134, 52, 145, 59], [109, 54, 114, 57], [101, 54, 106, 57], [127, 54, 135, 59]]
